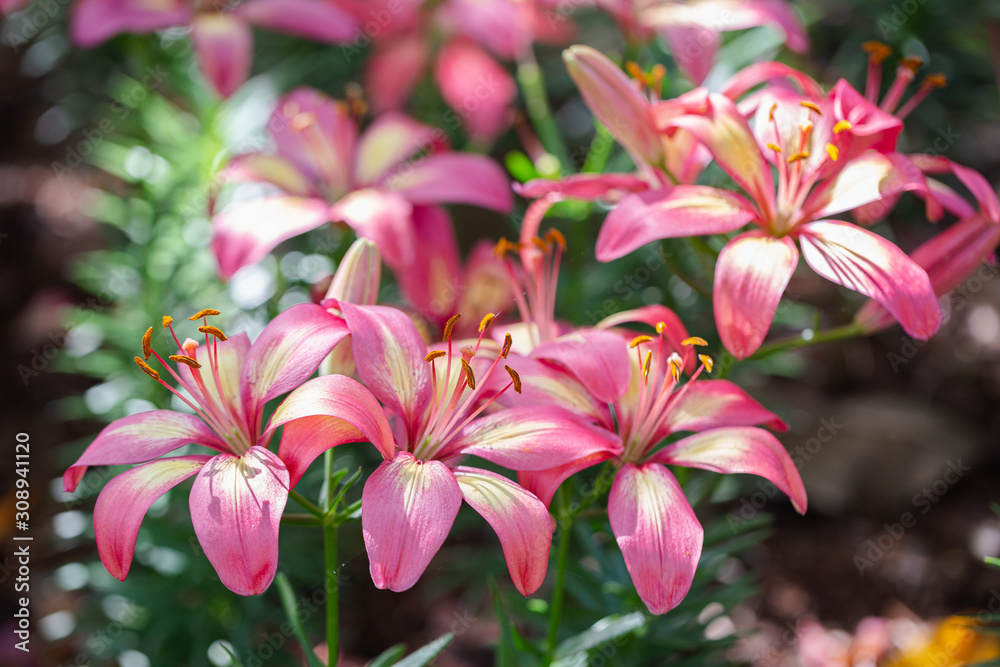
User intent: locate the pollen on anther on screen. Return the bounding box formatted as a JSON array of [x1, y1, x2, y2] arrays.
[[188, 308, 221, 321], [530, 237, 549, 252], [923, 73, 947, 88], [501, 333, 513, 358], [787, 151, 810, 164], [833, 120, 853, 134], [461, 359, 476, 390], [425, 350, 446, 362], [170, 354, 202, 369], [766, 142, 783, 153], [443, 313, 462, 341], [824, 143, 839, 161], [134, 356, 160, 381], [655, 321, 667, 334], [900, 56, 924, 73], [630, 335, 653, 349], [479, 313, 495, 333], [681, 336, 708, 347], [799, 100, 823, 115], [162, 315, 173, 328], [667, 353, 683, 383], [699, 354, 714, 373], [545, 228, 567, 251], [198, 325, 228, 341], [768, 103, 777, 121], [505, 365, 522, 393], [141, 327, 153, 360], [641, 351, 652, 379], [862, 41, 892, 64]]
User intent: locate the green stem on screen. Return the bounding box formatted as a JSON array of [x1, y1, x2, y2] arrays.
[[517, 49, 573, 173], [750, 322, 864, 359], [280, 513, 322, 526], [289, 490, 324, 519], [276, 573, 325, 667], [545, 489, 572, 663], [582, 123, 614, 174], [322, 449, 339, 666]]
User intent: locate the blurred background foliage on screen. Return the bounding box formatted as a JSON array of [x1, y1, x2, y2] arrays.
[[2, 0, 1000, 665]]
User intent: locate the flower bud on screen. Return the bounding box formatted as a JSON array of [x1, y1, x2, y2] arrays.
[[326, 238, 381, 306]]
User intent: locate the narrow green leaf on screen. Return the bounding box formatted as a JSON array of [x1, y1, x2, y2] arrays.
[[393, 632, 455, 667], [554, 611, 646, 660], [367, 643, 406, 667], [275, 572, 325, 667]]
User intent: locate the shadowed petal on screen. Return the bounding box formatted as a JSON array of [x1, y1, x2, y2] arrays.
[[454, 467, 553, 595], [64, 411, 226, 492], [435, 39, 518, 140], [383, 153, 513, 213], [191, 13, 253, 98], [395, 206, 463, 325], [714, 231, 798, 359], [609, 463, 703, 615], [190, 446, 290, 595], [663, 379, 787, 434], [650, 426, 807, 514], [365, 37, 430, 112], [94, 456, 210, 581], [517, 451, 618, 507], [237, 0, 357, 42], [330, 189, 416, 269], [533, 330, 632, 404], [362, 453, 462, 591]]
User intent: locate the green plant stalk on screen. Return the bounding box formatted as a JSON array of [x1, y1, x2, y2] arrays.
[[276, 573, 326, 667], [289, 490, 325, 519], [750, 322, 864, 359], [545, 488, 573, 663], [517, 49, 573, 173], [322, 449, 340, 666]]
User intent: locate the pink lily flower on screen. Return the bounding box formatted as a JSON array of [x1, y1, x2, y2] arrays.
[[70, 0, 359, 97], [313, 303, 622, 594], [505, 320, 804, 614], [597, 77, 941, 358], [212, 87, 512, 279], [63, 304, 379, 595], [595, 0, 809, 84], [317, 237, 382, 378]]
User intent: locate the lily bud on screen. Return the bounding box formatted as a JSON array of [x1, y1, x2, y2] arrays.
[[325, 238, 382, 306], [562, 45, 665, 168]]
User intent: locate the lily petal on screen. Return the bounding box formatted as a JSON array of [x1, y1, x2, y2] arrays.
[[190, 13, 253, 98], [339, 303, 431, 432], [515, 173, 650, 201], [435, 39, 518, 140], [94, 456, 210, 581], [798, 220, 942, 339], [454, 467, 553, 595], [609, 463, 703, 615], [517, 450, 619, 507], [236, 0, 357, 42], [269, 375, 397, 484], [395, 206, 463, 325], [714, 231, 799, 359], [382, 153, 514, 213], [190, 446, 290, 595], [330, 189, 416, 270], [71, 0, 191, 47], [650, 426, 807, 514], [663, 379, 787, 434], [365, 36, 431, 112], [355, 113, 443, 187], [532, 329, 632, 404], [212, 196, 331, 279], [65, 411, 226, 493], [597, 186, 757, 262], [362, 452, 462, 592]]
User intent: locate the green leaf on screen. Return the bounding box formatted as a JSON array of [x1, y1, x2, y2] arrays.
[[553, 611, 646, 661], [221, 644, 247, 667], [275, 572, 325, 667], [489, 577, 520, 667], [985, 556, 1000, 569], [367, 643, 406, 667], [393, 633, 455, 667]]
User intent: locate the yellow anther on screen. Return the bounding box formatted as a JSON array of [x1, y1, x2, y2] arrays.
[[900, 56, 924, 73], [668, 355, 682, 383], [505, 365, 522, 393], [188, 308, 221, 321], [544, 228, 567, 251], [833, 120, 853, 134], [681, 336, 708, 347], [923, 73, 947, 88], [787, 151, 811, 164], [630, 335, 653, 349], [493, 237, 521, 260], [625, 61, 643, 81], [141, 327, 153, 360], [479, 313, 495, 333], [443, 313, 462, 342], [162, 315, 173, 328], [862, 41, 892, 64], [134, 356, 160, 381], [198, 325, 228, 341], [655, 321, 667, 334], [425, 350, 447, 362], [169, 354, 202, 369], [641, 351, 652, 379], [502, 333, 513, 358], [530, 237, 549, 252], [461, 359, 476, 390], [825, 143, 839, 161], [699, 354, 714, 373], [799, 100, 823, 115], [768, 103, 777, 121], [766, 142, 783, 153]]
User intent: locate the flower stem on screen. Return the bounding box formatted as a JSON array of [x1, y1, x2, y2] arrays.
[[276, 573, 326, 667], [322, 449, 339, 666], [517, 48, 573, 173], [289, 490, 325, 519], [545, 488, 572, 663], [750, 322, 864, 359]]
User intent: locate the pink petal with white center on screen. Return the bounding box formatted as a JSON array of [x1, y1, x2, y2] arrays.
[[191, 13, 253, 98], [330, 189, 416, 270], [176, 333, 251, 421], [924, 179, 976, 221], [597, 186, 757, 262], [453, 467, 553, 595], [237, 0, 357, 42], [829, 80, 904, 159], [435, 39, 518, 140], [518, 450, 619, 507], [190, 447, 289, 595], [95, 456, 210, 581], [664, 92, 776, 217], [595, 305, 690, 349], [650, 426, 807, 514], [355, 113, 444, 187], [608, 463, 703, 615], [71, 0, 191, 47], [64, 411, 226, 493], [365, 36, 431, 112], [515, 173, 651, 202], [497, 354, 610, 425], [362, 453, 462, 592], [803, 152, 911, 221], [396, 206, 463, 325], [382, 153, 514, 213], [225, 154, 315, 197], [240, 303, 349, 423], [268, 374, 397, 484], [798, 220, 941, 339], [450, 405, 622, 471], [909, 154, 1000, 223], [714, 231, 798, 359], [663, 379, 787, 434], [338, 303, 431, 432], [532, 329, 632, 404], [271, 87, 358, 197], [212, 196, 331, 279], [324, 237, 382, 306], [563, 45, 665, 168]]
